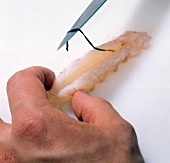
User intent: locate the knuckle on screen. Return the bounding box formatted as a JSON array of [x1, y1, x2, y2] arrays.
[[125, 122, 136, 137], [116, 120, 137, 144], [110, 119, 136, 139], [7, 70, 25, 91], [122, 120, 134, 131], [14, 114, 46, 142], [120, 120, 135, 136]]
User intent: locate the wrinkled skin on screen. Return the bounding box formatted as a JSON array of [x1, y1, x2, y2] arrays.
[[0, 66, 144, 163]]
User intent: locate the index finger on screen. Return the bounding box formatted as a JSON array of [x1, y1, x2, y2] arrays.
[[7, 66, 55, 119]]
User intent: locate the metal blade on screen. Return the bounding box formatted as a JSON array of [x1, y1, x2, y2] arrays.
[[57, 0, 107, 50]]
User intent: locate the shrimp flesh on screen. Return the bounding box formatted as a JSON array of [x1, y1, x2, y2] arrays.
[[47, 31, 151, 108]]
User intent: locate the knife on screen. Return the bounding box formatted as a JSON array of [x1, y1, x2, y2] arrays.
[[57, 0, 107, 50]]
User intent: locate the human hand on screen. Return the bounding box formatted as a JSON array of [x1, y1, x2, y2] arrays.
[[0, 66, 144, 163]]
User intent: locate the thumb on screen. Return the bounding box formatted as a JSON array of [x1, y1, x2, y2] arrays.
[[72, 91, 122, 126]]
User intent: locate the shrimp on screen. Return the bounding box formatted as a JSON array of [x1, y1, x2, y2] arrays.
[[47, 31, 151, 108]]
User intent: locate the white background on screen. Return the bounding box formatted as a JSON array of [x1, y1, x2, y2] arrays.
[[0, 0, 170, 162]]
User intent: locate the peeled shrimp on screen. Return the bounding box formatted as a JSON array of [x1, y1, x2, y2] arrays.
[[48, 31, 151, 108]]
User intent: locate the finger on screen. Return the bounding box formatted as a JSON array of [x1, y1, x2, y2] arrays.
[[6, 66, 55, 118], [72, 91, 123, 126]]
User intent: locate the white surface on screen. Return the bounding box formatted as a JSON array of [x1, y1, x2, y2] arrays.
[[0, 0, 170, 162]]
